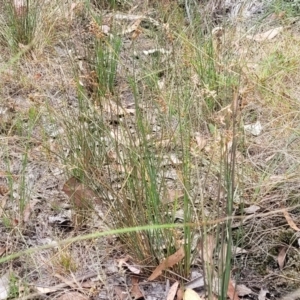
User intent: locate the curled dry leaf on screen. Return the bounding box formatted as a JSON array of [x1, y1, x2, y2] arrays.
[[118, 257, 141, 275], [148, 246, 185, 281], [167, 281, 179, 300]]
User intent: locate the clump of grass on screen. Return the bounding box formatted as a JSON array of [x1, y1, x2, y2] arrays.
[[57, 0, 243, 296], [0, 0, 40, 51]]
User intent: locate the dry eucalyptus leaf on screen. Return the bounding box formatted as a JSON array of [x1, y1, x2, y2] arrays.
[[183, 288, 203, 300], [117, 256, 141, 274], [244, 205, 260, 214], [148, 247, 185, 281], [0, 247, 6, 257], [122, 18, 142, 35], [236, 284, 253, 296], [227, 279, 240, 300], [194, 132, 207, 151], [198, 235, 215, 267], [130, 276, 143, 299], [0, 272, 9, 300], [277, 247, 287, 270], [164, 189, 184, 204], [23, 199, 39, 223], [122, 262, 140, 274], [63, 177, 101, 209], [246, 27, 283, 42], [114, 286, 127, 300], [283, 209, 300, 232], [167, 281, 179, 300]]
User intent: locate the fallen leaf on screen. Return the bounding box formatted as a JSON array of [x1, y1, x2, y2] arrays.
[[0, 195, 7, 218], [283, 209, 300, 231], [227, 279, 240, 300], [236, 284, 253, 296], [63, 177, 101, 209], [183, 288, 202, 300], [169, 154, 182, 165], [0, 247, 6, 257], [244, 205, 260, 214], [118, 256, 141, 274], [194, 132, 207, 151], [163, 189, 184, 204], [278, 247, 287, 270], [101, 25, 110, 35], [0, 273, 9, 300], [232, 246, 248, 255], [23, 199, 39, 223], [148, 246, 185, 281], [177, 287, 184, 300], [0, 185, 9, 196], [244, 121, 262, 136], [122, 18, 142, 35], [246, 27, 283, 42], [198, 235, 215, 267], [130, 276, 143, 299], [56, 291, 88, 300], [167, 281, 179, 300], [114, 286, 127, 300]]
